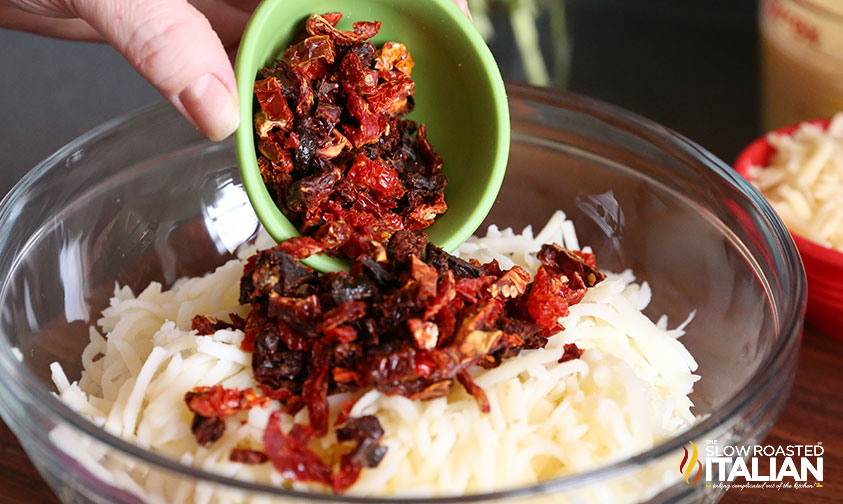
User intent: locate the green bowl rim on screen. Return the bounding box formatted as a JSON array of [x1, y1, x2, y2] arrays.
[[234, 0, 510, 272]]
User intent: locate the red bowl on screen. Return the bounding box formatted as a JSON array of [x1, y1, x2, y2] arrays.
[[734, 119, 843, 340]]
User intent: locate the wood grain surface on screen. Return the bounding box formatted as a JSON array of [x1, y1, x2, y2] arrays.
[[2, 325, 839, 504]]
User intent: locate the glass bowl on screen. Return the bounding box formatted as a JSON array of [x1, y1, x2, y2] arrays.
[[0, 83, 805, 504]]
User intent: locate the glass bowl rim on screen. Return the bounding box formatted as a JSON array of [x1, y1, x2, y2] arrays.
[[0, 83, 806, 503]]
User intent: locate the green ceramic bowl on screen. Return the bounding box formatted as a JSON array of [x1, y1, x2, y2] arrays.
[[234, 0, 510, 272]]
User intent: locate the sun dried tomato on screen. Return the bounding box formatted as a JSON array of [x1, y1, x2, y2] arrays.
[[191, 313, 246, 335], [191, 414, 224, 446], [415, 124, 443, 174], [276, 236, 324, 260], [367, 74, 414, 115], [404, 193, 448, 230], [185, 386, 269, 446], [285, 131, 302, 149], [230, 448, 269, 465], [389, 229, 426, 264], [407, 318, 439, 349], [375, 42, 414, 76], [343, 89, 387, 147], [538, 243, 606, 287], [332, 366, 361, 385], [263, 413, 333, 486], [334, 396, 360, 426], [239, 247, 312, 304], [340, 53, 378, 95], [321, 12, 343, 26], [456, 371, 490, 413], [258, 132, 291, 165], [306, 13, 381, 45], [302, 343, 332, 436], [263, 411, 386, 493], [454, 275, 497, 304], [258, 154, 293, 190], [346, 154, 405, 201], [314, 219, 351, 250], [524, 266, 571, 330], [316, 129, 351, 159], [284, 35, 335, 81], [559, 342, 585, 363], [351, 21, 382, 41], [318, 301, 367, 333], [425, 243, 483, 278], [185, 386, 267, 419], [333, 415, 387, 491], [489, 266, 531, 299], [254, 77, 294, 127], [268, 293, 321, 322], [433, 303, 457, 343]]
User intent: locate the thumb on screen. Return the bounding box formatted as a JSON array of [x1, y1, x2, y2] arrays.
[[453, 0, 471, 18], [74, 0, 239, 141]]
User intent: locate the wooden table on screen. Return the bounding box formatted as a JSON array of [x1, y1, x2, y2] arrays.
[[2, 326, 840, 503]]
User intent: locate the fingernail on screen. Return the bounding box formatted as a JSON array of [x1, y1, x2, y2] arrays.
[[179, 73, 240, 141]]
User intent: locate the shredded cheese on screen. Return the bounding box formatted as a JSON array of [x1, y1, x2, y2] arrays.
[[748, 112, 843, 251]]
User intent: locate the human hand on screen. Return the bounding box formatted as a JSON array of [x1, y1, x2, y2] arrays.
[[1, 0, 472, 142]]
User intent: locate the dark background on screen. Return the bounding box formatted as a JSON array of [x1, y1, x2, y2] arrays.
[[0, 0, 760, 198]]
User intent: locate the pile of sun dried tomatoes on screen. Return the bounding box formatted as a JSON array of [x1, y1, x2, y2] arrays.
[[188, 233, 603, 491], [253, 12, 447, 260]]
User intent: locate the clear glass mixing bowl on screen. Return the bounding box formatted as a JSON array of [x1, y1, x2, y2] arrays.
[[0, 84, 804, 504]]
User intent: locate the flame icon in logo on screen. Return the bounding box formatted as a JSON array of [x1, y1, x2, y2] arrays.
[[679, 441, 703, 487]]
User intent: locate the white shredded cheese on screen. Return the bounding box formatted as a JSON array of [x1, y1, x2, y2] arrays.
[[747, 112, 843, 251]]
